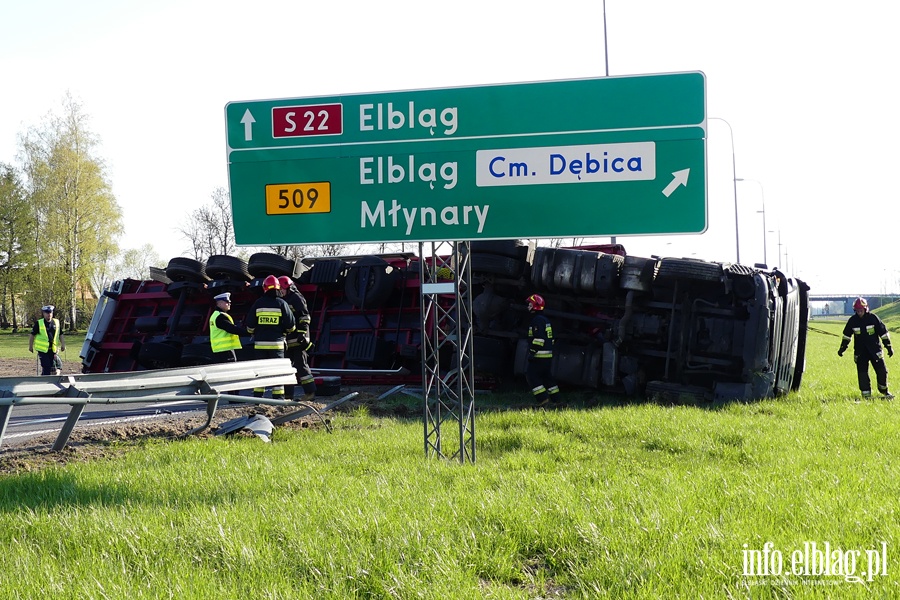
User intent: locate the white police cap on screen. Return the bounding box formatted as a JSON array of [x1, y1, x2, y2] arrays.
[[213, 292, 231, 302], [41, 305, 55, 312]]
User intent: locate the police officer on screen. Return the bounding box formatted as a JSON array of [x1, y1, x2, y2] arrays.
[[245, 275, 295, 399], [28, 305, 65, 375], [838, 297, 894, 399], [525, 294, 559, 406], [209, 292, 248, 363], [278, 276, 317, 402]]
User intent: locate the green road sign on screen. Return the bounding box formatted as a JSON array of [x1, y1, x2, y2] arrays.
[[225, 72, 706, 246]]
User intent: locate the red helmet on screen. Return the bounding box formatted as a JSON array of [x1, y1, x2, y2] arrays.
[[526, 294, 545, 311], [277, 276, 293, 290], [853, 297, 868, 312], [262, 275, 280, 292]]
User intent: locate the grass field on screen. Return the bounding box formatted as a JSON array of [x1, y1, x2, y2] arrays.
[[0, 329, 36, 359], [1, 317, 900, 598]]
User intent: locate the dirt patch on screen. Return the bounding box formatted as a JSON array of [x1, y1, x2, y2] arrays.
[[0, 356, 79, 378], [0, 357, 392, 476]]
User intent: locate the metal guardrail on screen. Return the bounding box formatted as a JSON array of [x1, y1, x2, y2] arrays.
[[0, 359, 301, 451], [1, 359, 299, 399], [312, 366, 410, 376]]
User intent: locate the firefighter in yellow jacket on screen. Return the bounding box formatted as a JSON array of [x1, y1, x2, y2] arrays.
[[28, 305, 65, 375]]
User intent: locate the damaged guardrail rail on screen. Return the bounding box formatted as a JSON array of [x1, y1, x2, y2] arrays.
[[0, 359, 301, 451]]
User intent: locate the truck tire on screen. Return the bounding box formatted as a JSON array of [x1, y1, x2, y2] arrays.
[[206, 255, 251, 281], [248, 252, 295, 278], [165, 257, 209, 283], [549, 249, 580, 292], [529, 247, 555, 291]]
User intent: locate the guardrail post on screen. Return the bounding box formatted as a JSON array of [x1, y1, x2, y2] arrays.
[[52, 388, 91, 452], [0, 391, 13, 449]]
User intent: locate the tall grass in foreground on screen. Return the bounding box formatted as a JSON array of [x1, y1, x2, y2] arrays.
[[0, 321, 899, 598]]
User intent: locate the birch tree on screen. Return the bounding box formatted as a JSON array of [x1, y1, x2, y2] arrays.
[[19, 93, 123, 329], [0, 163, 35, 330]]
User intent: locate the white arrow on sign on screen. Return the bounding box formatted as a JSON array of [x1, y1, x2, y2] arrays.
[[241, 109, 256, 142], [662, 168, 690, 197]]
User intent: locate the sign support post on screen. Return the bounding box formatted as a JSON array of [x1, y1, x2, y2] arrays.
[[420, 241, 475, 463]]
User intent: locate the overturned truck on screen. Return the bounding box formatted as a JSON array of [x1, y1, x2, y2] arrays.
[[80, 241, 809, 402]]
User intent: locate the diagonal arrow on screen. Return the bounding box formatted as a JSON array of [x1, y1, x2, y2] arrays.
[[241, 109, 256, 142], [662, 168, 690, 197]]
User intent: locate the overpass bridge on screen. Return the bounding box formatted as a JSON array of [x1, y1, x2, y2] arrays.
[[809, 294, 899, 316]]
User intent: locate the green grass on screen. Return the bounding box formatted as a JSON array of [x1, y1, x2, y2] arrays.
[[875, 300, 900, 329], [2, 320, 900, 598], [0, 328, 35, 359]]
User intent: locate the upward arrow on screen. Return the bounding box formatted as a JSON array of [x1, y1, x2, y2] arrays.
[[241, 109, 256, 142], [662, 168, 690, 197]]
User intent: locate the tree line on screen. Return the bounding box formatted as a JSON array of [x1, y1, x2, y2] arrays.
[[0, 94, 121, 332]]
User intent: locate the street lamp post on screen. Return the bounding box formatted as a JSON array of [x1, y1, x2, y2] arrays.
[[603, 0, 616, 247], [736, 178, 767, 267], [768, 228, 783, 268], [710, 117, 740, 264]]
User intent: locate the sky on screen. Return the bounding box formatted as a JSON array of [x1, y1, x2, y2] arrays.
[[1, 0, 897, 295]]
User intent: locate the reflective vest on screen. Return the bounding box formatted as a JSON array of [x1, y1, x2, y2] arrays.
[[209, 311, 241, 352], [34, 318, 60, 353]]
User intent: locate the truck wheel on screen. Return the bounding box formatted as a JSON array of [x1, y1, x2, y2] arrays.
[[165, 257, 209, 283], [549, 249, 580, 292], [206, 255, 251, 281], [529, 247, 555, 291], [248, 252, 295, 278]]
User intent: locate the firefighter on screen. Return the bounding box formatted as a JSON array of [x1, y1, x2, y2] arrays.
[[278, 276, 317, 402], [209, 292, 248, 363], [28, 305, 65, 375], [525, 293, 559, 406], [245, 275, 296, 399], [838, 297, 894, 399]]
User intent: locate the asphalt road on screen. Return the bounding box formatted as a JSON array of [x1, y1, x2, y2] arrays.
[[1, 398, 210, 448]]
